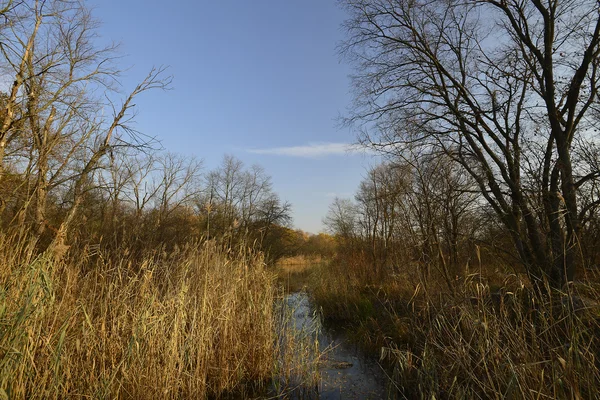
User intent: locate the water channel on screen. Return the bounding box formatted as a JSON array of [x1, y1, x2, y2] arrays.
[[280, 291, 390, 399]]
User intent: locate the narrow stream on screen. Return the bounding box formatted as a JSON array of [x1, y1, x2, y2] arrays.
[[285, 291, 389, 399]]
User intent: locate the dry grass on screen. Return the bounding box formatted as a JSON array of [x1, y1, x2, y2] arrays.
[[275, 257, 324, 293], [310, 260, 399, 326], [311, 258, 600, 399], [0, 235, 319, 399], [276, 255, 325, 270], [382, 276, 600, 399]]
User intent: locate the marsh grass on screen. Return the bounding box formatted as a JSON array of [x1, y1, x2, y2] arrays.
[[383, 276, 600, 399], [276, 263, 319, 294], [311, 260, 600, 399], [276, 255, 325, 269], [0, 235, 319, 399]]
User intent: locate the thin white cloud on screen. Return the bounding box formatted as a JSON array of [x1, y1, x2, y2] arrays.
[[247, 142, 365, 158], [325, 192, 353, 198]]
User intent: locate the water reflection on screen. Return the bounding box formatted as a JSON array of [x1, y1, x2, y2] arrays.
[[284, 291, 389, 400]]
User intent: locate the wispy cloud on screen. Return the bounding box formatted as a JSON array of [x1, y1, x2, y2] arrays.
[[246, 142, 365, 158], [325, 192, 353, 198]]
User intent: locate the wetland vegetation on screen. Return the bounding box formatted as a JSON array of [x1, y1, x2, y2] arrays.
[[3, 0, 600, 399]]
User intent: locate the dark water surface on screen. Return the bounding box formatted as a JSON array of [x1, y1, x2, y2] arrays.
[[285, 292, 390, 400]]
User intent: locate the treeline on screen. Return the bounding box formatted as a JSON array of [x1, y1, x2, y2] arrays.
[[331, 0, 600, 292], [325, 151, 600, 289], [0, 0, 292, 262], [4, 147, 292, 255], [324, 154, 480, 286]]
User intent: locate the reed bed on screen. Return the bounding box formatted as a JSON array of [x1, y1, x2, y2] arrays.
[[271, 292, 321, 398], [311, 258, 600, 399], [276, 255, 325, 270], [382, 277, 600, 399], [0, 236, 296, 399]]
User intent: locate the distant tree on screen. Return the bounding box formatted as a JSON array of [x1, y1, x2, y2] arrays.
[[304, 233, 336, 258], [355, 162, 408, 276], [397, 152, 480, 289], [199, 155, 292, 261], [323, 197, 359, 242], [153, 152, 202, 229]]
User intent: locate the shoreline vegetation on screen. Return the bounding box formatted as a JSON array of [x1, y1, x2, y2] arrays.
[[276, 255, 326, 268], [283, 259, 600, 399], [0, 235, 321, 399]]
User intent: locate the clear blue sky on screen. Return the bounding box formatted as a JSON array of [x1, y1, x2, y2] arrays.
[[88, 0, 377, 233]]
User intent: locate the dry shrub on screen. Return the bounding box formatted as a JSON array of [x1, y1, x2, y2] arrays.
[[0, 236, 286, 399]]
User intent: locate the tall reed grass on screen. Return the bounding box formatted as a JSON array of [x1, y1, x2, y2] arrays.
[[383, 276, 600, 399], [0, 235, 310, 399], [276, 255, 325, 268], [311, 259, 600, 399], [272, 292, 321, 398]]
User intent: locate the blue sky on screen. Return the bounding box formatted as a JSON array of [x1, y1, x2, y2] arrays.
[[88, 0, 377, 233]]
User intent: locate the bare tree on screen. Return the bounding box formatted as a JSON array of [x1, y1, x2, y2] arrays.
[[398, 152, 480, 290], [324, 197, 359, 242], [239, 164, 272, 233], [355, 162, 408, 276], [0, 1, 171, 251], [201, 155, 292, 250], [340, 0, 600, 290], [152, 151, 202, 228], [214, 154, 244, 230], [51, 67, 170, 251]]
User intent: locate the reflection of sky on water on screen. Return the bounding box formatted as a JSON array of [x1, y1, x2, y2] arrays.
[[286, 292, 389, 400]]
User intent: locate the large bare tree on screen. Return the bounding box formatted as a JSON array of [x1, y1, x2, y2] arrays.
[[341, 0, 600, 290], [0, 1, 171, 250]]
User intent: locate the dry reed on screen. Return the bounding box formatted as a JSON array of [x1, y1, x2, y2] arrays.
[[0, 235, 303, 399], [382, 276, 600, 399], [311, 256, 600, 399]]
